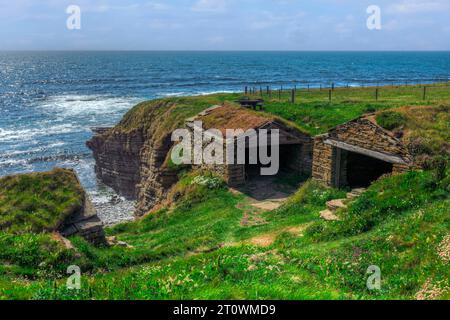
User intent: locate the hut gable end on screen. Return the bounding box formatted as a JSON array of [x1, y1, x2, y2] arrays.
[[328, 118, 408, 158]]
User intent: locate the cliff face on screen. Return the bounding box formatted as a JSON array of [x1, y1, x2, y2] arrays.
[[135, 134, 178, 215], [87, 98, 210, 216], [87, 128, 144, 200], [87, 128, 178, 215]]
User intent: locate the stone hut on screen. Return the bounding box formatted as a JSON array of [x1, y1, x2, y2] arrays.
[[312, 116, 412, 188], [186, 104, 313, 186]]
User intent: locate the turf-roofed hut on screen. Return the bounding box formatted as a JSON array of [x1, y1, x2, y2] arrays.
[[312, 116, 413, 189], [186, 104, 313, 186]]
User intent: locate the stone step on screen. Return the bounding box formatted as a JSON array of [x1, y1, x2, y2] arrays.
[[346, 188, 366, 200], [326, 199, 347, 212], [320, 209, 339, 221]]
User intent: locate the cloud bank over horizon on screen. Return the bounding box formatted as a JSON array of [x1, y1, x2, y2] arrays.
[[0, 0, 449, 50]]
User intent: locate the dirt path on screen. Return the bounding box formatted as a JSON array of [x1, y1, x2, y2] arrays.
[[231, 176, 297, 227], [247, 223, 311, 247]]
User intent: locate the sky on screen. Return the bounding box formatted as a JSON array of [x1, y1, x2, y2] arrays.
[[0, 0, 449, 50]]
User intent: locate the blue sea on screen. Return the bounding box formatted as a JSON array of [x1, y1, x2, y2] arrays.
[[1, 51, 450, 222]]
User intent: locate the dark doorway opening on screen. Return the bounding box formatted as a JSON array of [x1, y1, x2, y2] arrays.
[[346, 151, 393, 188], [244, 144, 302, 180]]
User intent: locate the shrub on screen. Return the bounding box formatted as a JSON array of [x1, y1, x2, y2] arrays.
[[376, 111, 407, 130], [191, 175, 224, 189]]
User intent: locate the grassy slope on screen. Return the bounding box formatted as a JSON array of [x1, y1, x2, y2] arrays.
[[1, 170, 448, 300], [0, 168, 84, 233], [0, 84, 449, 300]]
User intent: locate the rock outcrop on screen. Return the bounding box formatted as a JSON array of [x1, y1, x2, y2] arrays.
[[87, 128, 144, 200], [59, 194, 106, 246], [87, 127, 178, 216], [87, 101, 185, 216]]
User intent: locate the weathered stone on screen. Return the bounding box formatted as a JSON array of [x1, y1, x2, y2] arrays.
[[346, 188, 366, 200], [59, 194, 106, 246], [320, 209, 339, 221], [326, 199, 347, 212], [87, 127, 178, 216]]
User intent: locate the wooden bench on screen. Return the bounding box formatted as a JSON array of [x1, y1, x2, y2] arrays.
[[235, 98, 264, 111]]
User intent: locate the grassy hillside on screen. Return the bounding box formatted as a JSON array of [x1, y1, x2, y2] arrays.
[[0, 167, 448, 300], [0, 168, 84, 234], [0, 84, 449, 300]]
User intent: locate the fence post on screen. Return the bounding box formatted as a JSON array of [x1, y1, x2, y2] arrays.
[[328, 90, 332, 102], [291, 89, 295, 103], [375, 88, 379, 101], [266, 86, 269, 94], [331, 82, 335, 91], [245, 86, 248, 95], [278, 89, 281, 100], [423, 86, 427, 100]]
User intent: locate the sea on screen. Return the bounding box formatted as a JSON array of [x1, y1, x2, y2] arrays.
[[1, 51, 449, 223]]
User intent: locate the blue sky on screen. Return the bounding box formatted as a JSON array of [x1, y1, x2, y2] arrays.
[[0, 0, 449, 50]]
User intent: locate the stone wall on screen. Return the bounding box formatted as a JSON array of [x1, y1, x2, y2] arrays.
[[312, 135, 334, 186], [329, 118, 410, 160]]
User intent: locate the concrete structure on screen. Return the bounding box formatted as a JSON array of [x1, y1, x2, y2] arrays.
[[312, 117, 412, 188]]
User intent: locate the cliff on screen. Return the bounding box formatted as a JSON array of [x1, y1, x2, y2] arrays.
[[87, 96, 229, 215]]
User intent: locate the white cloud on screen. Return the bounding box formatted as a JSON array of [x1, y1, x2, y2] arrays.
[[192, 0, 227, 13], [248, 11, 305, 30], [388, 0, 450, 14], [84, 2, 169, 13]]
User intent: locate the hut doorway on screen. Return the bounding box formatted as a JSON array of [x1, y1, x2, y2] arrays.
[[244, 144, 303, 181], [335, 149, 393, 188]]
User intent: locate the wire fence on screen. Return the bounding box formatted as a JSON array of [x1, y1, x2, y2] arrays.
[[243, 79, 450, 103]]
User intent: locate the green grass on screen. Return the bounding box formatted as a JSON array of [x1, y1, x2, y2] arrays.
[[0, 168, 84, 234], [0, 84, 449, 300], [2, 168, 447, 300], [376, 111, 407, 130]]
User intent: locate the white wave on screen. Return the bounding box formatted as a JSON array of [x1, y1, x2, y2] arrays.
[[0, 158, 33, 171], [0, 124, 84, 143], [196, 90, 236, 95], [38, 94, 142, 117], [159, 90, 237, 98], [1, 143, 63, 157]]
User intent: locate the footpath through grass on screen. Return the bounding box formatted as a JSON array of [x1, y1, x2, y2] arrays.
[[1, 168, 448, 300]]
